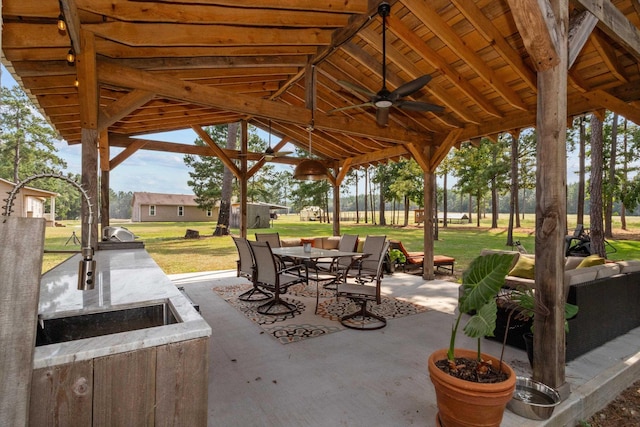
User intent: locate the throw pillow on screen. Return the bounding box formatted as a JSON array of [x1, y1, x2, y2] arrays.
[[576, 254, 605, 268], [508, 255, 535, 279], [357, 240, 365, 253]]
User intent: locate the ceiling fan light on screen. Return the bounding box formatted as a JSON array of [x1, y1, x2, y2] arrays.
[[374, 99, 393, 108], [293, 159, 327, 181]]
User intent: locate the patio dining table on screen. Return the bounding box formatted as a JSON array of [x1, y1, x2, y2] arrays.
[[271, 246, 363, 313]]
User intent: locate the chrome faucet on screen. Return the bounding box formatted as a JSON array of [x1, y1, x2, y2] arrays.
[[2, 173, 97, 290]]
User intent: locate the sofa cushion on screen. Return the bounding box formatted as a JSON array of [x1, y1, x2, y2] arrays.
[[564, 256, 584, 270], [480, 249, 520, 270], [508, 255, 535, 279], [322, 237, 341, 250], [576, 254, 605, 268], [594, 263, 621, 279], [565, 267, 598, 286], [616, 260, 640, 273], [280, 238, 302, 247]]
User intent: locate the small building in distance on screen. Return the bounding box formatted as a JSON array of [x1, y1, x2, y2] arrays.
[[131, 192, 219, 222], [0, 177, 58, 226], [299, 206, 323, 221], [230, 201, 289, 229]]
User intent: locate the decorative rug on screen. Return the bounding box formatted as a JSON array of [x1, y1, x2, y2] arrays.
[[213, 282, 429, 344]]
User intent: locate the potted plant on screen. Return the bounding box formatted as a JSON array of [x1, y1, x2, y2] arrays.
[[501, 287, 578, 368], [428, 252, 517, 427]]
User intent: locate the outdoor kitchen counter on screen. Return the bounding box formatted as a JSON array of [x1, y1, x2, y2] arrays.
[[34, 248, 211, 369]]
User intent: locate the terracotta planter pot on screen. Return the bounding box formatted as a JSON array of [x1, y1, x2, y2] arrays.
[[428, 348, 516, 427]]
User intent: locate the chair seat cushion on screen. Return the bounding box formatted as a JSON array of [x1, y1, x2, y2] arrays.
[[338, 283, 377, 298]]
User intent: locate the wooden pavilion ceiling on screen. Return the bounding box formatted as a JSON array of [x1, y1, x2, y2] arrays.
[[2, 0, 640, 172]]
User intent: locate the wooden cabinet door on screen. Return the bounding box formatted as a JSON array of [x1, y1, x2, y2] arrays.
[[93, 348, 156, 427], [155, 338, 209, 427], [30, 361, 93, 426]]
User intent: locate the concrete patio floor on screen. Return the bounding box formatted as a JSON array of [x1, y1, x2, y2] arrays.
[[171, 270, 640, 427]]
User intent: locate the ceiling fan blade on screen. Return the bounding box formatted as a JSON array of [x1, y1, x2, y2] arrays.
[[390, 75, 432, 100], [328, 102, 374, 114], [376, 107, 390, 126], [396, 100, 445, 113], [336, 80, 376, 97]]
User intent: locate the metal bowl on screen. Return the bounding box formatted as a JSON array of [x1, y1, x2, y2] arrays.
[[507, 377, 561, 420]]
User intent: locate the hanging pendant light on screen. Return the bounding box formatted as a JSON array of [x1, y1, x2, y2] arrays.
[[293, 125, 327, 180]]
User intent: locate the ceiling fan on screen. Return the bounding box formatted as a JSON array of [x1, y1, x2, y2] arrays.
[[263, 120, 292, 161], [329, 1, 444, 126]]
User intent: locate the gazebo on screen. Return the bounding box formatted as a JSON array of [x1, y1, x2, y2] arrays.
[[3, 0, 640, 406]]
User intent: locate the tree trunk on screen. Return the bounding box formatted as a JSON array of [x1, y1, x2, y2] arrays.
[[214, 123, 237, 236], [443, 173, 448, 228], [379, 181, 386, 226], [355, 170, 360, 224], [577, 117, 586, 227], [433, 182, 439, 240], [621, 119, 628, 230], [369, 175, 375, 224], [476, 195, 481, 227], [507, 134, 518, 246], [13, 117, 21, 182], [468, 194, 473, 223], [403, 195, 409, 226], [364, 167, 368, 224], [589, 114, 606, 257], [605, 113, 618, 239]]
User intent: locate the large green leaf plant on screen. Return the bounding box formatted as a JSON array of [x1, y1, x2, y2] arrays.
[[448, 253, 517, 363]]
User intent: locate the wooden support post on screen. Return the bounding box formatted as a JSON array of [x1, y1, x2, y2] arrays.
[[99, 130, 110, 234], [240, 121, 248, 238], [423, 145, 435, 280], [77, 29, 99, 249], [534, 0, 569, 396], [332, 180, 340, 236]]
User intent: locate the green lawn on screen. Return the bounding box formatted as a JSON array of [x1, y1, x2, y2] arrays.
[[42, 214, 640, 275]]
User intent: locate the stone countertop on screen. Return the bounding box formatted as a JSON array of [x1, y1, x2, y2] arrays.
[[34, 248, 211, 369]]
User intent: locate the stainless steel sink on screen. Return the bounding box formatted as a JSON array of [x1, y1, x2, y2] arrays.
[[36, 302, 180, 346]]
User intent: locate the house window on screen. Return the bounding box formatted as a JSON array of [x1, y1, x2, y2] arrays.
[[149, 205, 156, 216], [178, 206, 184, 216], [206, 208, 212, 217]]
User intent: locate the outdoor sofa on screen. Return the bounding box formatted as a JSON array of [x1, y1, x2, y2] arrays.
[[480, 249, 640, 361]]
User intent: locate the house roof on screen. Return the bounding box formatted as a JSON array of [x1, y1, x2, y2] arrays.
[[2, 1, 640, 172], [0, 177, 59, 198], [132, 192, 199, 207]]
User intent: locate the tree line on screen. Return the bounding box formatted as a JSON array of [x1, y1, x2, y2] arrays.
[[3, 82, 640, 248]]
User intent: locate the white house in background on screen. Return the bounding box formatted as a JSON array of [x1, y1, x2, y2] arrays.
[[131, 192, 219, 222], [0, 177, 58, 226]]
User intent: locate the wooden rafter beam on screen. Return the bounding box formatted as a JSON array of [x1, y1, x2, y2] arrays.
[[404, 1, 527, 111], [270, 1, 398, 100], [449, 0, 537, 92], [346, 144, 410, 169], [574, 0, 640, 61], [386, 14, 494, 121], [430, 129, 463, 172], [506, 0, 560, 72], [405, 143, 430, 173], [109, 138, 148, 170], [191, 125, 241, 178], [590, 31, 629, 82], [75, 0, 354, 27], [568, 9, 598, 68], [581, 90, 640, 124], [59, 0, 81, 54], [99, 89, 155, 131], [84, 22, 331, 47], [97, 61, 425, 144]]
